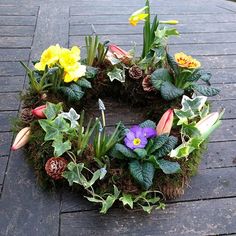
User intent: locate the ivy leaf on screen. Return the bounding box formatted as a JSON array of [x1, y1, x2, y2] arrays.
[[76, 78, 92, 88], [44, 102, 63, 120], [107, 67, 125, 83], [151, 68, 172, 90], [113, 143, 136, 158], [39, 119, 62, 141], [192, 84, 220, 97], [139, 120, 156, 129], [119, 194, 133, 209], [181, 123, 201, 138], [60, 108, 80, 128], [160, 81, 184, 100], [52, 139, 71, 157], [60, 83, 84, 102], [156, 159, 181, 174], [134, 148, 147, 158], [129, 160, 155, 190], [167, 53, 179, 76], [154, 135, 178, 158]]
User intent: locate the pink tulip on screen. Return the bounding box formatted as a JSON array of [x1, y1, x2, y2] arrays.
[[156, 109, 174, 135], [11, 127, 31, 151], [32, 105, 46, 118], [108, 44, 132, 64]]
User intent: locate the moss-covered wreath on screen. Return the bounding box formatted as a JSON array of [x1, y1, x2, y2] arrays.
[[12, 1, 224, 213]]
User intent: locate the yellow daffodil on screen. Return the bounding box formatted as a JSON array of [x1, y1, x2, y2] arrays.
[[129, 6, 149, 26], [35, 44, 61, 70], [175, 52, 201, 69], [63, 64, 86, 83], [159, 20, 179, 25]]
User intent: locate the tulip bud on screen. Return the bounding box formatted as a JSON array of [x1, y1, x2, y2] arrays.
[[108, 44, 132, 64], [156, 108, 174, 135], [195, 112, 220, 135], [32, 105, 46, 118], [11, 127, 31, 151]]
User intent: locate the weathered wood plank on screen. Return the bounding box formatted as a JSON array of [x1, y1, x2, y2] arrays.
[[70, 5, 227, 16], [0, 76, 24, 92], [60, 197, 236, 236], [0, 94, 20, 111], [0, 62, 26, 76], [0, 26, 35, 37], [0, 132, 13, 156], [70, 14, 236, 25], [211, 100, 236, 119], [0, 49, 30, 61], [0, 157, 8, 184], [0, 15, 36, 26], [69, 23, 236, 36], [205, 141, 236, 168], [0, 111, 17, 132], [0, 6, 38, 16], [0, 36, 32, 48], [209, 68, 236, 84], [70, 32, 236, 47]]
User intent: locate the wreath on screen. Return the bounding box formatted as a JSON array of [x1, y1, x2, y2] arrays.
[[12, 1, 224, 214]]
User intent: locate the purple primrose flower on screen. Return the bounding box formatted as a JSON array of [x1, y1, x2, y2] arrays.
[[124, 125, 156, 150]]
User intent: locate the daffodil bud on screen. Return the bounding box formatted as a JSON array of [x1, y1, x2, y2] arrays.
[[32, 105, 46, 118], [160, 20, 179, 25], [11, 127, 31, 151], [156, 108, 174, 135]]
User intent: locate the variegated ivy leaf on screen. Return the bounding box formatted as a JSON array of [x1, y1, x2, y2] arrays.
[[59, 108, 80, 128], [174, 95, 208, 125], [107, 67, 125, 83]]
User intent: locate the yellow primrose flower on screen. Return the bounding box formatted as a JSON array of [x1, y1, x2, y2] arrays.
[[71, 46, 81, 61], [63, 64, 86, 83], [175, 52, 201, 69], [35, 44, 61, 71], [129, 6, 149, 26], [59, 48, 78, 72]]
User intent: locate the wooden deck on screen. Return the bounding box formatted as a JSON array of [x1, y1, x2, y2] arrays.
[[0, 0, 236, 235]]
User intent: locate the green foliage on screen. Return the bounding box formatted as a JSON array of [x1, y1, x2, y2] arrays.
[[60, 108, 80, 128], [44, 102, 63, 120], [59, 83, 85, 102], [76, 78, 92, 88], [129, 160, 155, 190], [119, 193, 134, 209], [112, 143, 136, 158], [139, 119, 156, 129], [107, 67, 126, 83], [97, 42, 108, 65], [151, 69, 172, 90], [155, 159, 181, 174], [160, 81, 184, 100], [85, 66, 98, 79], [85, 35, 99, 66], [192, 84, 220, 96], [146, 134, 169, 154], [134, 148, 147, 158], [52, 139, 71, 157], [167, 53, 179, 76]]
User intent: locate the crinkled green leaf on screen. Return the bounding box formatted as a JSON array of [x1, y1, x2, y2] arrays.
[[192, 84, 220, 97], [107, 67, 125, 83], [156, 159, 181, 174], [85, 66, 98, 79], [139, 120, 156, 129], [60, 83, 84, 102], [134, 148, 147, 159], [151, 68, 172, 90], [167, 53, 179, 76], [147, 134, 169, 154], [76, 78, 92, 88], [154, 135, 178, 158], [129, 160, 155, 190], [113, 143, 136, 158], [160, 81, 184, 100]]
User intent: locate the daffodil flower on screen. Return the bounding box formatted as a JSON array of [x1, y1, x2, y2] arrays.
[[129, 6, 149, 26], [159, 20, 179, 25]]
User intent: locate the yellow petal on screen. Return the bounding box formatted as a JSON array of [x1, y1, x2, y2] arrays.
[[34, 62, 45, 71], [63, 73, 74, 83], [71, 46, 81, 61]]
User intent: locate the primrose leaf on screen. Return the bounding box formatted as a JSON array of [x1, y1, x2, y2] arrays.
[[151, 68, 172, 90], [44, 102, 63, 120], [134, 148, 147, 159], [156, 159, 181, 174], [154, 135, 178, 158], [52, 139, 71, 157], [85, 66, 98, 79], [129, 160, 155, 190], [167, 53, 179, 76], [160, 81, 184, 100], [148, 134, 169, 154], [139, 120, 156, 129], [113, 143, 136, 158], [192, 84, 220, 97], [76, 78, 92, 88], [107, 67, 125, 83], [119, 194, 134, 209], [60, 83, 84, 102]]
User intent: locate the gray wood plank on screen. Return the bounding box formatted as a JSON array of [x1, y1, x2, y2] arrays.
[[0, 132, 13, 156], [60, 197, 236, 236], [0, 49, 30, 61], [69, 23, 236, 36], [70, 14, 236, 25], [0, 62, 26, 76], [0, 94, 20, 111], [208, 68, 236, 84], [0, 15, 36, 26], [70, 32, 236, 47], [0, 76, 24, 92], [0, 111, 18, 131], [0, 157, 8, 184], [0, 6, 38, 16], [0, 37, 32, 48], [0, 26, 35, 36], [205, 141, 236, 168]]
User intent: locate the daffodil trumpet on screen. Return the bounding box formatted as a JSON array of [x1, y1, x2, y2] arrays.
[[129, 6, 149, 26]]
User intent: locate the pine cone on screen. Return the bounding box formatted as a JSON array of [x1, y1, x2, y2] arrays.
[[142, 75, 155, 92], [129, 66, 143, 80], [20, 108, 34, 124], [45, 157, 68, 180]]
